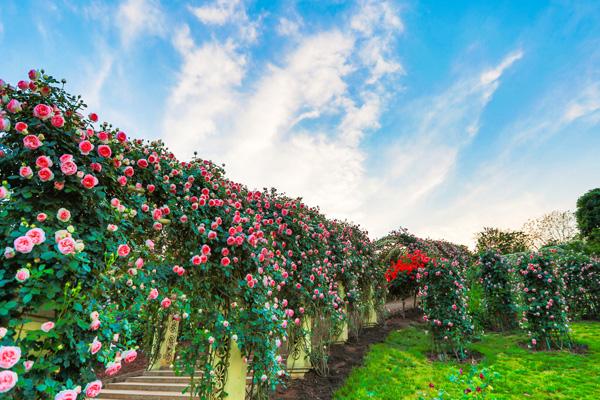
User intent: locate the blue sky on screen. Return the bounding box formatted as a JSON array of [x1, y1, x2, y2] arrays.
[[1, 0, 599, 246]]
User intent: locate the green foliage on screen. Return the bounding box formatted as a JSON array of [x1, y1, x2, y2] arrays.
[[334, 322, 600, 399], [576, 188, 600, 238], [475, 227, 531, 255], [477, 250, 519, 331]]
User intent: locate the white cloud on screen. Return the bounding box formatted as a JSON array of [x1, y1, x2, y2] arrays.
[[276, 17, 301, 37], [189, 0, 240, 25], [163, 0, 404, 223], [117, 0, 165, 46]]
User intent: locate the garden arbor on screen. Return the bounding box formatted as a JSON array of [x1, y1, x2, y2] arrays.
[[0, 70, 385, 399]]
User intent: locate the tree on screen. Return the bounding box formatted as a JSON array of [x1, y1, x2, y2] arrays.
[[576, 188, 600, 239], [474, 227, 531, 254], [522, 210, 578, 250]]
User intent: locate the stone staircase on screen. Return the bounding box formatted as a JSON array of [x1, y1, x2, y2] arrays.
[[98, 369, 198, 400]]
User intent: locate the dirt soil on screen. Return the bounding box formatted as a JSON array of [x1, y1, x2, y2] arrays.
[[271, 308, 421, 400]]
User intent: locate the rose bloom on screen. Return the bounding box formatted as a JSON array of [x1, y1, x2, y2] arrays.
[[23, 134, 42, 150], [60, 161, 77, 176], [116, 131, 127, 142], [54, 389, 78, 400], [58, 237, 76, 255], [160, 297, 172, 308], [117, 244, 130, 257], [123, 349, 137, 363], [0, 187, 8, 199], [51, 114, 65, 128], [105, 361, 121, 376], [148, 288, 159, 300], [89, 113, 99, 122], [15, 268, 30, 283], [33, 104, 53, 120], [90, 338, 102, 355], [0, 328, 6, 339], [54, 181, 65, 191], [19, 166, 33, 178], [26, 227, 46, 244], [81, 174, 99, 189], [57, 208, 71, 222], [41, 321, 55, 332], [78, 140, 94, 155], [4, 247, 15, 259], [97, 131, 109, 142], [0, 370, 18, 394], [23, 360, 34, 371], [59, 154, 73, 163], [85, 380, 103, 398], [97, 144, 112, 158], [6, 99, 22, 113], [0, 118, 10, 132], [36, 155, 53, 168], [107, 224, 118, 232], [0, 346, 21, 369], [15, 121, 28, 132], [38, 167, 54, 182], [90, 319, 101, 331], [14, 235, 34, 253]]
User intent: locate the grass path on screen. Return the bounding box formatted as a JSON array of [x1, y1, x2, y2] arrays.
[[334, 322, 600, 399]]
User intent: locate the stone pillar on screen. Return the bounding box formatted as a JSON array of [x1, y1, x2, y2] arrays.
[[150, 314, 179, 370], [222, 341, 247, 400], [286, 316, 312, 378], [365, 286, 378, 328], [335, 284, 348, 344]]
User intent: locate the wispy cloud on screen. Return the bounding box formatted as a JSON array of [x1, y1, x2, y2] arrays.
[[117, 0, 166, 47]]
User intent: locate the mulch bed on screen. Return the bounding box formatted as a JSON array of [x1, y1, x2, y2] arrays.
[[271, 308, 421, 400]]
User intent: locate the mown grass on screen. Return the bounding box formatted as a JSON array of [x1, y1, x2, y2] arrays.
[[334, 322, 600, 399]]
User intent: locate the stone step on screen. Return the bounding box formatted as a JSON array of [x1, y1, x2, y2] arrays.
[[97, 389, 194, 400], [128, 375, 193, 384], [106, 382, 188, 392], [143, 369, 200, 377]]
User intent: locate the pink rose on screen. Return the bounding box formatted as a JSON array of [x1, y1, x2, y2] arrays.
[[38, 167, 54, 182], [97, 131, 109, 142], [19, 166, 33, 179], [123, 349, 137, 363], [51, 114, 65, 128], [60, 161, 78, 176], [160, 297, 171, 308], [90, 338, 102, 355], [89, 319, 101, 331], [26, 228, 46, 244], [84, 380, 103, 398], [81, 174, 98, 189], [33, 104, 53, 120], [0, 328, 6, 339], [117, 244, 130, 257], [0, 118, 10, 132], [54, 389, 78, 400], [117, 175, 127, 186], [59, 154, 73, 163], [14, 236, 34, 253], [105, 361, 121, 376], [15, 121, 28, 132], [58, 237, 76, 255], [6, 99, 22, 113], [4, 247, 15, 259], [0, 346, 21, 369], [23, 135, 42, 150], [78, 140, 94, 155], [0, 187, 8, 199], [35, 155, 53, 168], [29, 69, 40, 80], [90, 162, 102, 172], [116, 131, 127, 142], [97, 145, 112, 158], [89, 113, 99, 122], [37, 213, 47, 222], [148, 288, 159, 300], [23, 360, 34, 371], [0, 370, 18, 394], [15, 268, 30, 282], [57, 208, 71, 222], [41, 321, 55, 333]]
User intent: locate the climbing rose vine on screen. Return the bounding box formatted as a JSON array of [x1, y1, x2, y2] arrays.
[[0, 70, 384, 399]]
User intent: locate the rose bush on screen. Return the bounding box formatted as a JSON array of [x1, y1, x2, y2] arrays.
[[477, 250, 519, 331], [514, 249, 572, 350], [0, 70, 384, 399], [417, 258, 473, 360]]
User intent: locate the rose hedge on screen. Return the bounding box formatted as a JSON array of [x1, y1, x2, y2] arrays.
[[0, 70, 384, 399], [417, 258, 473, 360], [514, 250, 572, 350], [477, 250, 518, 331]]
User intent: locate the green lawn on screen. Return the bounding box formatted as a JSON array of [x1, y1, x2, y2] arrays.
[[334, 322, 600, 399]]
